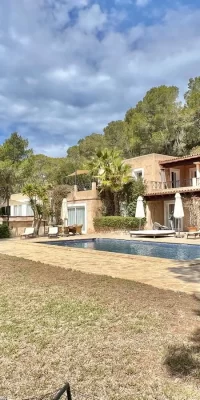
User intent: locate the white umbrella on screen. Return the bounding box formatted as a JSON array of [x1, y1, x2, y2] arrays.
[[61, 198, 68, 227], [135, 196, 145, 229], [174, 193, 184, 236]]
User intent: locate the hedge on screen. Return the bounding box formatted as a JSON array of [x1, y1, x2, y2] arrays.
[[93, 216, 145, 232], [0, 224, 11, 238]]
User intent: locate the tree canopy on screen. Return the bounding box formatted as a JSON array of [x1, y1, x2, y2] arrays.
[[1, 75, 200, 198]]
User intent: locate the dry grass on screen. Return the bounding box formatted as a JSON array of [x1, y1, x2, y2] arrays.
[[0, 254, 200, 400]]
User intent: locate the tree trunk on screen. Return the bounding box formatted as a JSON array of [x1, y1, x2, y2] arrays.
[[35, 217, 42, 235], [6, 194, 10, 226], [114, 192, 120, 216]]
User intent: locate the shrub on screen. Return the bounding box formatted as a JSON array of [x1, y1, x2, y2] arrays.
[[93, 216, 145, 232], [0, 224, 11, 238]]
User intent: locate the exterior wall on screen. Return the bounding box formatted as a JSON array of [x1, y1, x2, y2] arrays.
[[1, 216, 36, 237], [146, 197, 194, 232], [146, 200, 164, 229], [124, 153, 174, 184], [67, 183, 102, 233], [164, 163, 196, 184]]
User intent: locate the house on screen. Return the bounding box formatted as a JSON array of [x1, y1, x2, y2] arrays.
[[66, 153, 200, 233], [125, 153, 200, 231], [0, 193, 34, 236], [67, 181, 102, 234]]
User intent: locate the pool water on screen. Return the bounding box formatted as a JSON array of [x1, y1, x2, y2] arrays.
[[42, 238, 200, 260]]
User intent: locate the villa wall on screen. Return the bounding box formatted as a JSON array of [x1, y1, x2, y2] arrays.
[[0, 216, 44, 237], [146, 198, 191, 231], [146, 200, 164, 229], [124, 153, 173, 183], [67, 182, 102, 233]]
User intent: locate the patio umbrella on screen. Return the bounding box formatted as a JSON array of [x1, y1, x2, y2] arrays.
[[135, 196, 145, 230], [174, 193, 184, 237], [61, 198, 68, 227]]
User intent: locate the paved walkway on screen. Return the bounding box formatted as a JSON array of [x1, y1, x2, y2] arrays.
[[0, 234, 199, 294]]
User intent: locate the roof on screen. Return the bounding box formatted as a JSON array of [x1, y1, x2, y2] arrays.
[[146, 186, 200, 197], [159, 154, 200, 165], [10, 193, 30, 202], [123, 153, 172, 163]]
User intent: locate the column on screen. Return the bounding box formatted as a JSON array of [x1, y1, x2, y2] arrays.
[[195, 162, 200, 185]]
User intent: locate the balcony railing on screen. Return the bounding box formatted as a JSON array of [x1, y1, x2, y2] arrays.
[[147, 178, 200, 193]]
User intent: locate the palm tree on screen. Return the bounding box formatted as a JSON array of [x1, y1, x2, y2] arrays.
[[88, 148, 131, 215]]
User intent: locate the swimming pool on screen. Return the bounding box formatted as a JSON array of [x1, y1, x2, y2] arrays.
[[41, 238, 200, 260]]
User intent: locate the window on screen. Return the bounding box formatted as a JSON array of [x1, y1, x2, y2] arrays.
[[13, 205, 22, 216], [133, 168, 144, 180], [170, 169, 180, 188], [18, 205, 22, 216], [14, 205, 18, 216], [26, 205, 34, 216]]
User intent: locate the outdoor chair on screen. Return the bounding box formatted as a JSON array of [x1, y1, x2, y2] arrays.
[[75, 224, 83, 235], [20, 227, 35, 239], [48, 226, 59, 238], [153, 222, 170, 230], [68, 225, 83, 235], [186, 230, 200, 239]]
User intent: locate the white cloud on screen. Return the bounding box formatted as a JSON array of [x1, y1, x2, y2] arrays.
[[136, 0, 150, 7], [78, 4, 107, 33], [0, 1, 200, 156]]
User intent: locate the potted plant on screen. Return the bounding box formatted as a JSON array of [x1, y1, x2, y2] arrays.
[[184, 196, 200, 232]]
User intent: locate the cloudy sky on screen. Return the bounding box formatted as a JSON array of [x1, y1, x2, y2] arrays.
[[0, 0, 200, 156]]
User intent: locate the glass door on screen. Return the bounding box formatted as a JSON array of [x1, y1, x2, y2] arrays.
[[68, 207, 76, 226], [171, 169, 180, 188], [164, 202, 183, 231], [67, 206, 86, 233], [76, 206, 86, 232]]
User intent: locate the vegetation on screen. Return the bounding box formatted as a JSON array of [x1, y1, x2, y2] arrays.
[[65, 77, 200, 163], [22, 183, 52, 235], [51, 185, 72, 225], [0, 224, 10, 238], [1, 254, 200, 399], [93, 216, 144, 231], [88, 148, 132, 215], [1, 76, 200, 221], [184, 196, 200, 227]]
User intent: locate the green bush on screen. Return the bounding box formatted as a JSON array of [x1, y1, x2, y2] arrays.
[[93, 216, 145, 232], [0, 224, 10, 238]]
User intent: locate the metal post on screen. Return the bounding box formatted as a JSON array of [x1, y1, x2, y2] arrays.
[[53, 382, 72, 400]]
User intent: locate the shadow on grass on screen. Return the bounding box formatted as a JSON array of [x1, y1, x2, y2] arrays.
[[169, 259, 200, 284], [164, 295, 200, 379]]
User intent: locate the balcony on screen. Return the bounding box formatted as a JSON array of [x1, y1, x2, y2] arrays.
[[146, 178, 200, 195]]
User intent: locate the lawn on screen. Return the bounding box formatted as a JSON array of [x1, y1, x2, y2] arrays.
[[0, 254, 200, 400]]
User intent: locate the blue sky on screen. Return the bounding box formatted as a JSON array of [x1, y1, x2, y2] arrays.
[[0, 0, 200, 156]]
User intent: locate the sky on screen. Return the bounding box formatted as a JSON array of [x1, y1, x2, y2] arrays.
[[0, 0, 200, 157]]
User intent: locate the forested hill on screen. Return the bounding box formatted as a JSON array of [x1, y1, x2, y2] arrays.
[[66, 77, 200, 167], [1, 76, 200, 186]]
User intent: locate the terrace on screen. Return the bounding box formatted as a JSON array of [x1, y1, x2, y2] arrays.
[[146, 154, 200, 196]]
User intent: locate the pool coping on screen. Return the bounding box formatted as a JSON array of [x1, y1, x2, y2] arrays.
[[37, 236, 200, 262]]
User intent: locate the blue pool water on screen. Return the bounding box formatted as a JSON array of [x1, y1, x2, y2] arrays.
[[41, 238, 200, 260]]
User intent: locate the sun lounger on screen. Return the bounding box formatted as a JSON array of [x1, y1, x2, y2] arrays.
[[153, 222, 170, 230], [130, 230, 175, 238], [48, 226, 59, 238], [21, 227, 35, 239], [186, 230, 200, 239]]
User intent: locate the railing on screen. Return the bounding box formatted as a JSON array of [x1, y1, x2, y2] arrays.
[[147, 178, 200, 192]]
